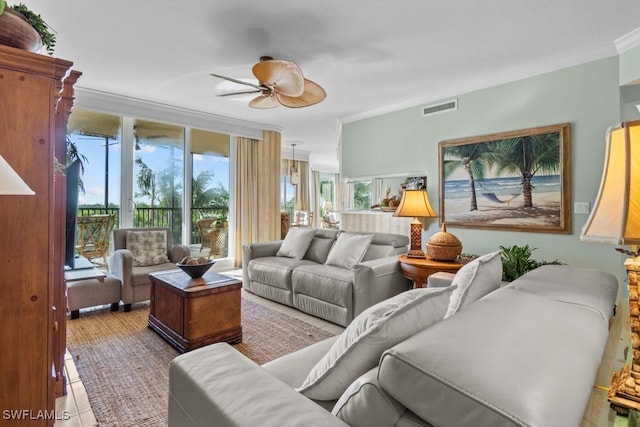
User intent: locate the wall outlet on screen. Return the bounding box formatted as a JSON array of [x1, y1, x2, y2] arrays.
[[574, 202, 590, 214]]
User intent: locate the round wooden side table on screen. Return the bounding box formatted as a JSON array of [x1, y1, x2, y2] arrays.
[[398, 254, 466, 288]]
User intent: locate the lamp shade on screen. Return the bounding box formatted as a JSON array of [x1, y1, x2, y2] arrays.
[[0, 154, 34, 195], [393, 189, 437, 218], [581, 120, 640, 245]]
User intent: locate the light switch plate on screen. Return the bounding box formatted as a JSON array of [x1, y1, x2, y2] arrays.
[[574, 202, 590, 214]]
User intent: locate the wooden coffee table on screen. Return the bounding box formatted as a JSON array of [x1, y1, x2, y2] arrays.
[[148, 269, 242, 353]]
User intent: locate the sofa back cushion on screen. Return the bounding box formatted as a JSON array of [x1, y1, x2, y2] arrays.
[[378, 287, 610, 427], [303, 229, 340, 264], [113, 227, 173, 251], [444, 250, 502, 318], [125, 230, 169, 267], [296, 286, 455, 400], [332, 368, 431, 427], [277, 228, 317, 260], [325, 233, 373, 269]]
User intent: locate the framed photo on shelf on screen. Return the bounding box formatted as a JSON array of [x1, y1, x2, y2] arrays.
[[438, 123, 570, 234]]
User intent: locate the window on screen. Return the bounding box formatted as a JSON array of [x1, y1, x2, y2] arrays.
[[352, 181, 372, 210], [319, 173, 335, 215], [67, 110, 121, 226]]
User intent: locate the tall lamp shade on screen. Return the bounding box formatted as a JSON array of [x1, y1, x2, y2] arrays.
[[580, 120, 640, 411], [580, 120, 640, 247], [393, 189, 437, 258], [0, 154, 34, 195]]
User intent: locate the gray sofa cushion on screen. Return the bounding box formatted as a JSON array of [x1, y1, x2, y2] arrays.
[[248, 256, 316, 291], [507, 265, 618, 322], [378, 287, 611, 427], [444, 250, 502, 318], [332, 368, 432, 427], [304, 236, 337, 264], [361, 243, 395, 261], [277, 227, 317, 259], [293, 264, 354, 308], [297, 287, 455, 400], [326, 233, 374, 269], [131, 262, 179, 286]]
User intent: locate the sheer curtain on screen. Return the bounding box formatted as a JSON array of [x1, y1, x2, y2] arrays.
[[294, 160, 310, 212], [233, 130, 281, 267], [310, 170, 321, 227], [335, 173, 350, 211], [233, 137, 258, 267], [257, 130, 281, 243]]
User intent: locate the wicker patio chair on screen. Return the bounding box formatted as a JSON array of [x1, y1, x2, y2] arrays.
[[196, 218, 216, 251], [75, 213, 116, 268]]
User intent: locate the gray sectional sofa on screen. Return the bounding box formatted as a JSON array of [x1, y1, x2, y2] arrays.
[[242, 228, 411, 326], [168, 261, 619, 427]]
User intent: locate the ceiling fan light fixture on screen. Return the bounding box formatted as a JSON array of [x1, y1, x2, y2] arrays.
[[212, 56, 326, 109], [278, 79, 326, 108], [289, 142, 301, 185]]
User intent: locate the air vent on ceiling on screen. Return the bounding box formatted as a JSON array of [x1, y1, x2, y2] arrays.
[[421, 99, 458, 117]]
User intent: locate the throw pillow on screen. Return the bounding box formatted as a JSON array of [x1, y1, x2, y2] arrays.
[[444, 249, 503, 318], [325, 232, 373, 269], [296, 286, 455, 400], [276, 228, 317, 260], [126, 230, 169, 267]]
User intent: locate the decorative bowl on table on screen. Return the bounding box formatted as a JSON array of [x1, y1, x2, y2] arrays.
[[176, 257, 215, 279]]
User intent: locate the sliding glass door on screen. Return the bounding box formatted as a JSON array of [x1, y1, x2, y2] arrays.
[[190, 129, 230, 257], [132, 119, 185, 244], [67, 110, 122, 226]]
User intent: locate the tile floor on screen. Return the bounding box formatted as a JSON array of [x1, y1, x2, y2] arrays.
[[53, 351, 98, 427]]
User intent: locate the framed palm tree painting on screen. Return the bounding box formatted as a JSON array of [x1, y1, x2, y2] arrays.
[[438, 123, 570, 234]]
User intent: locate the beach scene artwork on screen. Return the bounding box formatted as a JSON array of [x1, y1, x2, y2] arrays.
[[438, 123, 570, 234]]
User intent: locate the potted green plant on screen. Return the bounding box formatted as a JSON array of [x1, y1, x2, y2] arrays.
[[499, 244, 563, 282], [0, 1, 56, 54]]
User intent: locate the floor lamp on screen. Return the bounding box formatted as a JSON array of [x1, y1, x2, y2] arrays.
[[580, 120, 640, 411], [0, 154, 34, 195]]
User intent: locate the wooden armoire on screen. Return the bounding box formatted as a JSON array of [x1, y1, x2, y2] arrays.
[[0, 44, 80, 425]]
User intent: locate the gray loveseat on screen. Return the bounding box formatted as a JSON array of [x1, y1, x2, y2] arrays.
[[242, 229, 411, 326], [168, 264, 618, 427]]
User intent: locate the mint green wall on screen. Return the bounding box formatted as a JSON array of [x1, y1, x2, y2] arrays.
[[341, 57, 627, 281], [620, 44, 640, 85], [621, 84, 640, 120]]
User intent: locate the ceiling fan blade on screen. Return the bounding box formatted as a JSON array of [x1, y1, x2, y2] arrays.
[[217, 89, 262, 97], [252, 59, 304, 97], [277, 79, 327, 108], [249, 94, 280, 109], [210, 73, 264, 91]]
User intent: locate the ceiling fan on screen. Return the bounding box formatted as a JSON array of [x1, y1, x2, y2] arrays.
[[211, 56, 326, 109]]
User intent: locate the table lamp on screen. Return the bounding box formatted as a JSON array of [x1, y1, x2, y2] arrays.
[[0, 154, 34, 195], [393, 189, 437, 258], [580, 120, 640, 409]]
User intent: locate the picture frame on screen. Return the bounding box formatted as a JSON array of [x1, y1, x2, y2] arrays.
[[403, 176, 427, 190], [438, 123, 570, 234]]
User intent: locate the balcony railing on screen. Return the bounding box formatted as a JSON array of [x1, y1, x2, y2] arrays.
[[77, 206, 228, 246]]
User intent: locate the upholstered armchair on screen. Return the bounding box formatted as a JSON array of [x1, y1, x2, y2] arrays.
[[110, 227, 190, 311]]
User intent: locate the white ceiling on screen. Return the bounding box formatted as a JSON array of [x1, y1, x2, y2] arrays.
[[21, 0, 640, 170]]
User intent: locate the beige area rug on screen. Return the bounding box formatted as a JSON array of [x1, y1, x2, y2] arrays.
[[66, 299, 336, 427]]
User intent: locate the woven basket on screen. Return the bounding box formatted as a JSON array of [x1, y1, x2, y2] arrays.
[[427, 224, 462, 261]]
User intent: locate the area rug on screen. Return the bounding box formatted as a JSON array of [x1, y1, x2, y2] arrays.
[[66, 299, 336, 427]]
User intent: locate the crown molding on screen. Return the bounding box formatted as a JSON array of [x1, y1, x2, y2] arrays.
[[74, 87, 283, 139], [339, 43, 619, 125], [615, 27, 640, 53]]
